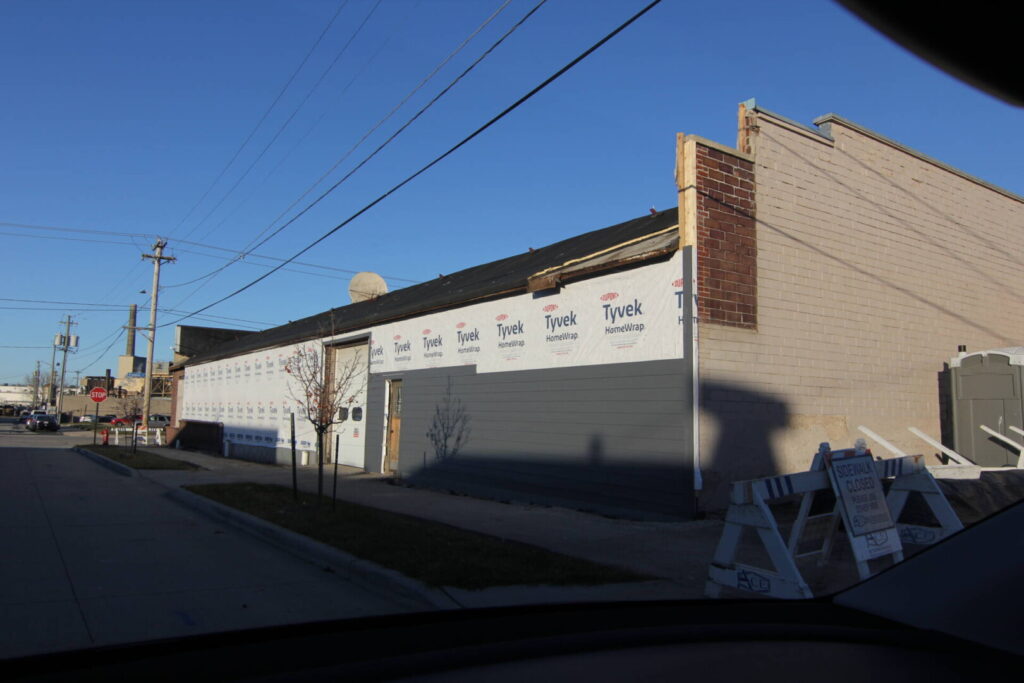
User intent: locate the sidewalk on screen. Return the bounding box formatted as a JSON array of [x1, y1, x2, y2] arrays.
[[81, 443, 722, 601]]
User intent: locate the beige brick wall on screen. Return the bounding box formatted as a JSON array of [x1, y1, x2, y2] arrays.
[[696, 109, 1024, 505]]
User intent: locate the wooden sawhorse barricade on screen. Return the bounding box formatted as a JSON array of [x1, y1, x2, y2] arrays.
[[706, 442, 964, 599]]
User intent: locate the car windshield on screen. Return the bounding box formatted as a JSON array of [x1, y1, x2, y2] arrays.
[[1, 0, 1021, 663]]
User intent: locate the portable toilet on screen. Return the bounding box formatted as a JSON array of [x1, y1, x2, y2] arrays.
[[950, 347, 1024, 466]]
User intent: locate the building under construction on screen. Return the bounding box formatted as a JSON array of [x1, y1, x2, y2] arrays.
[[169, 102, 1024, 518]]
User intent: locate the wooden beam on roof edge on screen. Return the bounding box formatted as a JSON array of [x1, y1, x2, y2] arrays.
[[677, 133, 698, 248], [526, 273, 560, 292]]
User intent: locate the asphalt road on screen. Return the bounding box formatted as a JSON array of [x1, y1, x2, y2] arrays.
[[0, 418, 410, 660]]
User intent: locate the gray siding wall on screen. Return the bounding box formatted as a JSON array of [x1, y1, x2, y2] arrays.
[[367, 358, 693, 520]]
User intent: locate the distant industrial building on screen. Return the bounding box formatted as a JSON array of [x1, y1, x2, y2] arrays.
[[0, 384, 35, 405]]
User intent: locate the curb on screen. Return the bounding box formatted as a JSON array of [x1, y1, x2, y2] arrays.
[[72, 446, 136, 478], [163, 486, 461, 612], [69, 445, 459, 611]]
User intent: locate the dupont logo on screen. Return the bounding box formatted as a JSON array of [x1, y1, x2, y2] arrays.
[[672, 278, 684, 287], [393, 335, 402, 341], [422, 329, 431, 335], [542, 304, 558, 312], [600, 292, 619, 302], [495, 313, 508, 322], [456, 322, 466, 329]]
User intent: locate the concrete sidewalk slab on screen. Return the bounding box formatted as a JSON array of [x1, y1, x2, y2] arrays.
[[99, 445, 718, 595]]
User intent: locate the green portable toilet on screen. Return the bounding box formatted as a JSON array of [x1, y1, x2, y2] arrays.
[[950, 347, 1024, 466]]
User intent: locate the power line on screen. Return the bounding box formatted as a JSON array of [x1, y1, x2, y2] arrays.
[[75, 329, 125, 374], [166, 0, 532, 303], [0, 221, 149, 239], [193, 0, 425, 246], [167, 248, 378, 285], [168, 243, 421, 283], [76, 326, 124, 353], [179, 0, 384, 242], [0, 221, 421, 285], [161, 0, 664, 327], [214, 0, 513, 265], [0, 230, 137, 248], [169, 0, 351, 237], [0, 297, 274, 327]]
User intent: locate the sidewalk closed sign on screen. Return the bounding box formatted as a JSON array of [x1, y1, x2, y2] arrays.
[[827, 453, 902, 561]]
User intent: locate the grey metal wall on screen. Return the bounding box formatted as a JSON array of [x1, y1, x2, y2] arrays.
[[366, 358, 694, 520]]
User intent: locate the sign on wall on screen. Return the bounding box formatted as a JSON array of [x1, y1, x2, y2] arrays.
[[181, 252, 686, 445], [370, 251, 685, 375]]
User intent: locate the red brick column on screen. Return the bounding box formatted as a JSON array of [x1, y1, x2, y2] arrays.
[[695, 145, 757, 328]]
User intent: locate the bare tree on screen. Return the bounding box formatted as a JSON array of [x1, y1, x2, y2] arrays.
[[118, 392, 144, 419], [23, 372, 39, 407], [285, 340, 365, 503], [427, 377, 471, 460]]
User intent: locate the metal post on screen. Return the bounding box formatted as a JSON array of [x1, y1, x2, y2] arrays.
[[290, 412, 298, 501], [92, 401, 99, 446], [332, 434, 340, 511], [141, 240, 175, 433]]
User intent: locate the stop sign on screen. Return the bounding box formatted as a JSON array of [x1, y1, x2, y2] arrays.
[[89, 387, 108, 403]]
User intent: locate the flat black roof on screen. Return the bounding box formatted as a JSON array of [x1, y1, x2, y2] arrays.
[[180, 207, 679, 367]]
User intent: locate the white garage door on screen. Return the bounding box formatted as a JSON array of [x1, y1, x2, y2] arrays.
[[330, 343, 369, 468]]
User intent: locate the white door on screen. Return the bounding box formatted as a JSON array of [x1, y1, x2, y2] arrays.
[[330, 343, 369, 468]]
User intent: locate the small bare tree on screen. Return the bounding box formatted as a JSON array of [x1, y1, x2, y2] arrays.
[[285, 341, 365, 503], [118, 392, 144, 420], [427, 377, 470, 460]]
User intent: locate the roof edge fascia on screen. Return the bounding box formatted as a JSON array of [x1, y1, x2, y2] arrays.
[[813, 112, 1024, 205]]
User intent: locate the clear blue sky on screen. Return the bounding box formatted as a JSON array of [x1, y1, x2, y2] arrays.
[[1, 0, 1020, 387]]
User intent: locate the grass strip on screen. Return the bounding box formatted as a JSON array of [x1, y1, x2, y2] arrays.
[[77, 444, 200, 470], [186, 482, 649, 590]]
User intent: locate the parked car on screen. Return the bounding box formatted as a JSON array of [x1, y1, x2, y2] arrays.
[[98, 414, 116, 423], [110, 415, 142, 426], [27, 415, 59, 432], [148, 414, 171, 427], [78, 414, 97, 423]]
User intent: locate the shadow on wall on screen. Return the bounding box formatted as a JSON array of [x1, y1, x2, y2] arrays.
[[404, 449, 695, 521], [402, 379, 791, 520], [174, 420, 223, 454], [696, 380, 791, 510], [937, 364, 954, 450]]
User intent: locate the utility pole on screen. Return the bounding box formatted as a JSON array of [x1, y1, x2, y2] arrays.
[[34, 360, 41, 406], [47, 340, 58, 406], [55, 316, 77, 422], [141, 240, 175, 430]]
